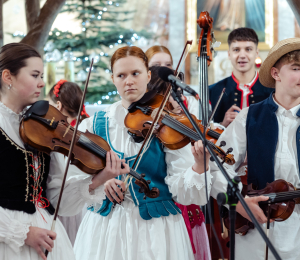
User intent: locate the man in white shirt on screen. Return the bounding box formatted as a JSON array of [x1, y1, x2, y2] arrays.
[[199, 37, 300, 259]]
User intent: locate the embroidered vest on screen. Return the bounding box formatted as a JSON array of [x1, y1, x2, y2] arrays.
[[246, 92, 300, 189], [89, 111, 181, 220], [209, 74, 273, 123], [0, 128, 54, 214]]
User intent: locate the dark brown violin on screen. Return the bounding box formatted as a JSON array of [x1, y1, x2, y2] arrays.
[[125, 93, 235, 165], [19, 100, 160, 199], [224, 179, 300, 235]]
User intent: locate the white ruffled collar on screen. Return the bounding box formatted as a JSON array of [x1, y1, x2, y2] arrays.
[[0, 101, 27, 119], [104, 101, 128, 128]]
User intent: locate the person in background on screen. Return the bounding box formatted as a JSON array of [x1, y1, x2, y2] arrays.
[[209, 27, 273, 127], [48, 80, 89, 246], [146, 46, 211, 260]]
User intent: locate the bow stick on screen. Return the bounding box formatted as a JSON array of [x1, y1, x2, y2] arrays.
[[124, 41, 193, 188], [45, 59, 94, 257]]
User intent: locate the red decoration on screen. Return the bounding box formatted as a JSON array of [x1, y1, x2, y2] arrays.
[[53, 79, 67, 97]]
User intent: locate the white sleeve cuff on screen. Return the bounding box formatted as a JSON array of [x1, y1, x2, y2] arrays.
[[4, 220, 30, 252], [79, 175, 106, 204]]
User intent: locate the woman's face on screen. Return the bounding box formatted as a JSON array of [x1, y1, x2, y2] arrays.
[[149, 52, 172, 68], [4, 57, 44, 107], [112, 56, 151, 108]]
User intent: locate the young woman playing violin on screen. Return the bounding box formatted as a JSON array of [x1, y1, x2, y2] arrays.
[[147, 65, 211, 260], [65, 46, 211, 260], [0, 43, 76, 260], [199, 38, 300, 260]]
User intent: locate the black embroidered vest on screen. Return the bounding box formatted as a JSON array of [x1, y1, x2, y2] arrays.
[[0, 128, 54, 214]]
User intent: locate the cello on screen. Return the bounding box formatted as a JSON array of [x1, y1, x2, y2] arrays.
[[196, 11, 230, 260]]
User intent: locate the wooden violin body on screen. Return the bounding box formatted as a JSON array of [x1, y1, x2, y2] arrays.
[[20, 101, 159, 199], [224, 179, 299, 236], [125, 94, 235, 165]]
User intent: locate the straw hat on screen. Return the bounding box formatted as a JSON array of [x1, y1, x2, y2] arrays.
[[259, 37, 300, 88]]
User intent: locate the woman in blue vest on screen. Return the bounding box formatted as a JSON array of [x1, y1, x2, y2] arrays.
[[0, 43, 76, 260], [199, 38, 300, 259], [68, 46, 211, 260]]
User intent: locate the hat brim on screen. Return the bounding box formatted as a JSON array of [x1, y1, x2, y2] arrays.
[[259, 38, 300, 88]]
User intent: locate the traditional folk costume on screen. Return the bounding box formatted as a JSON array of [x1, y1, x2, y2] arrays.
[[209, 72, 273, 123], [177, 95, 211, 260], [0, 102, 75, 260], [64, 100, 211, 260], [210, 93, 300, 260]]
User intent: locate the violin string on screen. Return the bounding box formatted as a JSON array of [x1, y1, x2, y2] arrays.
[[263, 189, 300, 198]]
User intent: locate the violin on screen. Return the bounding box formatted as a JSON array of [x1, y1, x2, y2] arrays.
[[19, 100, 160, 200], [223, 179, 300, 235], [125, 93, 235, 165]]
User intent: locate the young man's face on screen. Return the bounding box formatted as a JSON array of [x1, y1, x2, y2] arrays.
[[274, 62, 300, 97], [228, 41, 258, 74]]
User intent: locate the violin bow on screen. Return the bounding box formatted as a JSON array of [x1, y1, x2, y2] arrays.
[[265, 202, 272, 260], [124, 41, 193, 188], [45, 59, 94, 257]]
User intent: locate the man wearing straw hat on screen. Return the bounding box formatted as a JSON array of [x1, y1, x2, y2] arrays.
[[197, 37, 300, 259]]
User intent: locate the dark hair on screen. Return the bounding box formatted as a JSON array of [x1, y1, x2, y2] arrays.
[[147, 66, 184, 95], [0, 43, 41, 90], [227, 28, 259, 46], [48, 81, 88, 122], [111, 46, 148, 72]]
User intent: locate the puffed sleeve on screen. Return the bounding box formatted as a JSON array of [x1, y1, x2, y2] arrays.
[[46, 116, 106, 217], [209, 108, 248, 199], [0, 206, 30, 252], [164, 142, 212, 206]]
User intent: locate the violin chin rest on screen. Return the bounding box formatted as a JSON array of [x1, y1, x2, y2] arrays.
[[24, 100, 49, 119]]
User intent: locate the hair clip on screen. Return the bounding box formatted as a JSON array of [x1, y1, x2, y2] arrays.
[[53, 79, 67, 97]]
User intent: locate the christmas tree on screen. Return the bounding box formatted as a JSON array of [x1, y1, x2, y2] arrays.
[[46, 0, 151, 104]]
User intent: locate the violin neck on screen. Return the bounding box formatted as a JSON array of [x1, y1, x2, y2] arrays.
[[78, 134, 142, 180], [261, 189, 300, 204]]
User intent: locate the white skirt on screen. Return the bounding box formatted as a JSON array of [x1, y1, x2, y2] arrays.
[[0, 207, 75, 260], [74, 200, 195, 260]]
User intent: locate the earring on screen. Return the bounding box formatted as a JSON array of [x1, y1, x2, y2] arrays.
[[8, 84, 11, 90]]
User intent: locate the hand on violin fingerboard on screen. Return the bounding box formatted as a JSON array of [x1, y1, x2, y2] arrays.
[[191, 140, 213, 174], [236, 196, 274, 224], [90, 150, 130, 190]]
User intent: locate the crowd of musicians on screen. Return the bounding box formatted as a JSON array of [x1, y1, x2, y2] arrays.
[[0, 24, 300, 260]]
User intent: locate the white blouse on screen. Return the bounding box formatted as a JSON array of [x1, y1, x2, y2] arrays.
[[65, 100, 212, 260], [0, 102, 75, 260]]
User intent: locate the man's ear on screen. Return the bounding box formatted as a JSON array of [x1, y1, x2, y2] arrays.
[[2, 69, 13, 86], [271, 67, 281, 82], [256, 46, 259, 57]]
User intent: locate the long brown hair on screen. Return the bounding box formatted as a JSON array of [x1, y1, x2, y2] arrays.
[[0, 43, 41, 90], [48, 81, 89, 123], [145, 45, 173, 65], [111, 46, 148, 72]]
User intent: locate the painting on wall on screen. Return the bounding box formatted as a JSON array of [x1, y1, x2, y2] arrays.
[[187, 0, 274, 51]]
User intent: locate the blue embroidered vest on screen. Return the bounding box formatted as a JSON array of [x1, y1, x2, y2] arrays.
[[89, 110, 181, 220], [246, 92, 300, 189]]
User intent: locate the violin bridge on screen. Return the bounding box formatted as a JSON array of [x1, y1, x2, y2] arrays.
[[63, 125, 71, 138]]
